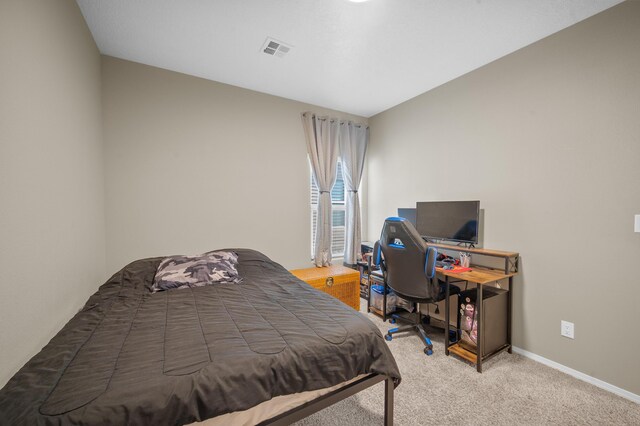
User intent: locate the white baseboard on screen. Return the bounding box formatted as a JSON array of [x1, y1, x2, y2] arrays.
[[511, 346, 640, 404]]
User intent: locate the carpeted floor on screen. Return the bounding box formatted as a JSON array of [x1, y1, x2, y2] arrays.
[[295, 300, 640, 426]]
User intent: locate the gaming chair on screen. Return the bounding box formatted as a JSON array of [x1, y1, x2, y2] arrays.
[[374, 217, 459, 355]]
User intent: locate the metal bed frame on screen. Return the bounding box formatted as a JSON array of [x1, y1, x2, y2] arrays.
[[260, 374, 394, 426]]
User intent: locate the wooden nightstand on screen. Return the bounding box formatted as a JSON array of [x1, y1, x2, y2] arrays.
[[290, 265, 360, 310]]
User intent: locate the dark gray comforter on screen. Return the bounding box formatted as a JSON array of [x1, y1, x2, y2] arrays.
[[0, 249, 401, 425]]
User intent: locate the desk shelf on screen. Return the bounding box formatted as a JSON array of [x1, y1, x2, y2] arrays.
[[448, 343, 477, 364], [368, 306, 385, 317], [427, 243, 518, 258], [448, 342, 512, 366], [428, 243, 519, 274]]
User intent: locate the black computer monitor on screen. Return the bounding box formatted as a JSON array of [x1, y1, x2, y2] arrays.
[[416, 201, 479, 244], [397, 208, 417, 227]]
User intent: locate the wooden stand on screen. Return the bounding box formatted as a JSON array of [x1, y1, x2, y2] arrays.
[[435, 246, 519, 373]]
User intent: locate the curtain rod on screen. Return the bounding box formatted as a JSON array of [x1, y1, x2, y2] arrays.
[[302, 113, 368, 128]]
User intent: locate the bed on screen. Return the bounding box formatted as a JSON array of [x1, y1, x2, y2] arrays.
[[0, 249, 401, 425]]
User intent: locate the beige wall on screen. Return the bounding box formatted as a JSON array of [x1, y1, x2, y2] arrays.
[[367, 1, 640, 394], [0, 0, 106, 387], [102, 57, 366, 272], [2, 0, 636, 398]]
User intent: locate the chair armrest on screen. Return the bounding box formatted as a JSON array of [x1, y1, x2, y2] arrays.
[[372, 241, 382, 268], [424, 246, 438, 279]]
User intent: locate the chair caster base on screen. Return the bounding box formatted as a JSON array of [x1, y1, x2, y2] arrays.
[[385, 334, 393, 342], [424, 347, 433, 356], [389, 318, 396, 324]]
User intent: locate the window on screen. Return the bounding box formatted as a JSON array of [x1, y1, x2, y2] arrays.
[[310, 161, 345, 258]]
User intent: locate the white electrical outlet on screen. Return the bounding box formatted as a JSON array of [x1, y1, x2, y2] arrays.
[[561, 320, 575, 339]]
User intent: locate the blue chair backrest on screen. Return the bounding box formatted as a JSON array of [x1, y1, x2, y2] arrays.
[[377, 217, 439, 301]]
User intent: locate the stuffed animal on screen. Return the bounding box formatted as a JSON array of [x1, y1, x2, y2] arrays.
[[459, 301, 478, 347]]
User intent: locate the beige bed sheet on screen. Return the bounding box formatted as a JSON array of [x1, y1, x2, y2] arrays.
[[190, 374, 366, 426]]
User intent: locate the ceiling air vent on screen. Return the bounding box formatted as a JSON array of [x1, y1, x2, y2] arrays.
[[261, 38, 292, 58]]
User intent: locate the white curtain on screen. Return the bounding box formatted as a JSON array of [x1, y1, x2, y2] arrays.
[[339, 122, 369, 266], [302, 112, 340, 267]]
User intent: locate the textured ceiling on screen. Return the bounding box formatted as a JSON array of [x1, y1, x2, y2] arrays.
[[76, 0, 622, 117]]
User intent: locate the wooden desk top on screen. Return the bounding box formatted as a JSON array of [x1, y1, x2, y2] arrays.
[[437, 265, 517, 285]]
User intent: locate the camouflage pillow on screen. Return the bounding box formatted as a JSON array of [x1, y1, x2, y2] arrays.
[[151, 251, 241, 293]]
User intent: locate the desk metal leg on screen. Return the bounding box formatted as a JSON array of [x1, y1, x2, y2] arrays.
[[476, 284, 483, 373], [382, 288, 387, 322], [507, 276, 513, 354], [366, 280, 371, 312], [445, 276, 450, 356]]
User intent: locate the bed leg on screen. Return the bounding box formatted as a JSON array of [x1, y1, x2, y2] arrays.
[[384, 377, 394, 426]]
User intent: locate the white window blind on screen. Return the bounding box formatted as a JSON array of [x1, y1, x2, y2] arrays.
[[310, 161, 345, 259]]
